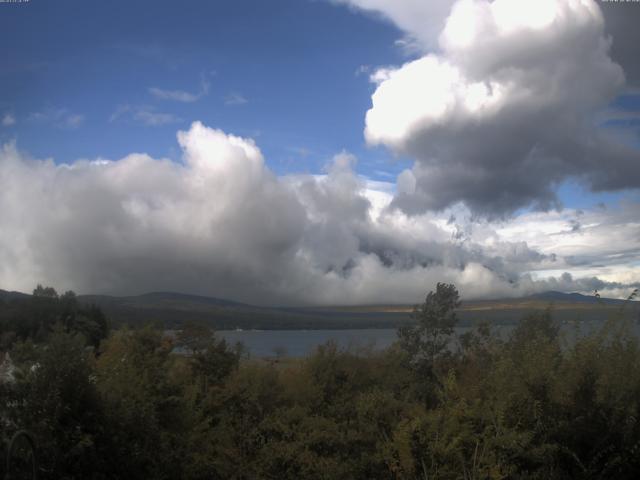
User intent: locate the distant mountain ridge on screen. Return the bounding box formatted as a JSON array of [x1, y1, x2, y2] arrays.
[[0, 289, 30, 302], [80, 291, 251, 308], [2, 288, 630, 306], [462, 290, 631, 307], [1, 288, 637, 330], [527, 291, 628, 305]]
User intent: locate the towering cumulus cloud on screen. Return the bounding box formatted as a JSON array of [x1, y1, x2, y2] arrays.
[[361, 0, 637, 215], [0, 124, 318, 304], [1, 121, 639, 304]]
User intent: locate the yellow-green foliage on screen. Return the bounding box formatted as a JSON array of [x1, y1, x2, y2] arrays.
[[3, 289, 640, 479]]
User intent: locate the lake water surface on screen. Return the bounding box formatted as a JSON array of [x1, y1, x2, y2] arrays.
[[217, 329, 399, 357], [217, 327, 514, 358], [217, 320, 638, 357]]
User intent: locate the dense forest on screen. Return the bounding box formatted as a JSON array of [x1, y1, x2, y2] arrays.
[[2, 284, 640, 479]]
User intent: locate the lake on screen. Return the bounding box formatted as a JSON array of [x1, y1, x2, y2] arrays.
[[216, 327, 517, 358], [217, 320, 637, 357], [217, 329, 400, 357]]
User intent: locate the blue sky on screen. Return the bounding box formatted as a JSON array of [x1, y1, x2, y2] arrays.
[[0, 0, 413, 176]]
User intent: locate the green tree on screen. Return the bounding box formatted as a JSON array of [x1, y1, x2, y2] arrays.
[[32, 285, 58, 299], [398, 282, 461, 368], [5, 327, 106, 479], [96, 327, 188, 479]]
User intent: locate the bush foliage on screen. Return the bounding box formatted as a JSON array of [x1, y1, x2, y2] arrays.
[[2, 283, 640, 479]]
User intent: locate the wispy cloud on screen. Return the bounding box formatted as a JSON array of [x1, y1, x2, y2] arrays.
[[224, 92, 248, 106], [1, 113, 15, 127], [28, 108, 84, 129], [149, 75, 210, 103], [286, 146, 312, 158], [373, 170, 395, 179], [354, 64, 371, 77], [110, 104, 181, 126], [149, 88, 201, 103]]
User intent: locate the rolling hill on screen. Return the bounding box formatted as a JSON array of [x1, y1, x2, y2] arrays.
[[62, 290, 640, 329], [2, 288, 637, 330]]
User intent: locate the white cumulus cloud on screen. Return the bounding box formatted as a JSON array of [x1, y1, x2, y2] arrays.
[[357, 0, 638, 216], [333, 0, 456, 50], [0, 123, 638, 305]]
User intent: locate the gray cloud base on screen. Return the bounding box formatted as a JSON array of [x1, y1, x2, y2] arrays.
[[0, 123, 638, 305], [359, 0, 638, 216]]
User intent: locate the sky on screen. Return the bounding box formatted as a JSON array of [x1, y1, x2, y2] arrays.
[[0, 0, 639, 305]]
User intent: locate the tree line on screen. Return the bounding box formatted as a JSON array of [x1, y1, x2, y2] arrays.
[[1, 283, 640, 479]]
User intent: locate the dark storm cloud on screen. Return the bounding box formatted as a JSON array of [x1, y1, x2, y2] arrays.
[[601, 2, 640, 86], [362, 0, 639, 216]]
